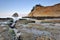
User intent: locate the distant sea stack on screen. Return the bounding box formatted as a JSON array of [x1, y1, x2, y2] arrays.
[[28, 3, 60, 17], [12, 13, 19, 17]]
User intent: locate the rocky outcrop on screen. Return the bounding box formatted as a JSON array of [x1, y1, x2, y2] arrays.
[[12, 13, 19, 17], [28, 3, 60, 17]]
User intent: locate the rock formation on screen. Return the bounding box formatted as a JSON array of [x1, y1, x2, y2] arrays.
[[28, 3, 60, 17], [12, 12, 19, 17]]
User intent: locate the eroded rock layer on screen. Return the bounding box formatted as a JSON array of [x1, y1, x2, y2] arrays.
[[28, 3, 60, 17]]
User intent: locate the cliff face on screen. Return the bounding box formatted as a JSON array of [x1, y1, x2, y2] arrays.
[[28, 3, 60, 17]]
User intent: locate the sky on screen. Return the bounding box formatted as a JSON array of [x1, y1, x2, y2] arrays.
[[0, 0, 60, 17]]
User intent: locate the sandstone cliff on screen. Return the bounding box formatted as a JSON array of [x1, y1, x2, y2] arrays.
[[28, 3, 60, 17]]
